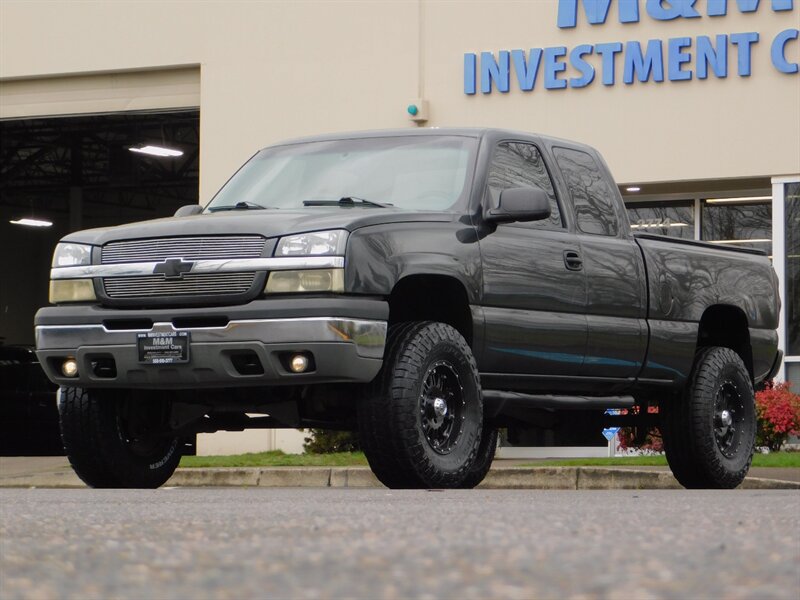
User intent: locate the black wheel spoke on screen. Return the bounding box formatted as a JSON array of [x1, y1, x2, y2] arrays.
[[419, 360, 465, 455], [713, 380, 745, 459]]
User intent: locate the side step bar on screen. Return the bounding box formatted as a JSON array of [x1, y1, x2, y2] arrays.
[[483, 390, 636, 414]]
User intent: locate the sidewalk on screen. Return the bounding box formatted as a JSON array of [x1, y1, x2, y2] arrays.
[[2, 457, 798, 490]]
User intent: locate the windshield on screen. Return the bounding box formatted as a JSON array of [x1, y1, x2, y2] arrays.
[[204, 135, 477, 212]]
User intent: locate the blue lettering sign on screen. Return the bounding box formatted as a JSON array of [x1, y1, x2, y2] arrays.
[[596, 42, 624, 84], [730, 31, 759, 75], [668, 37, 693, 80], [771, 28, 799, 73], [623, 39, 665, 82], [557, 0, 640, 28], [707, 0, 794, 16], [696, 34, 729, 78], [481, 51, 510, 93], [512, 49, 544, 90], [464, 53, 477, 94], [464, 0, 797, 96], [544, 46, 569, 88], [570, 44, 597, 87], [646, 0, 701, 20]]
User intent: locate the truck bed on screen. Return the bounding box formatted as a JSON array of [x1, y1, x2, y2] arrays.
[[634, 233, 779, 385]]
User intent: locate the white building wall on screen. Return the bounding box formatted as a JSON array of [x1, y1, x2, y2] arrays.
[[2, 1, 798, 197], [197, 429, 306, 456]]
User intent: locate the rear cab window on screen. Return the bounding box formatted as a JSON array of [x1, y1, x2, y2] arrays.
[[553, 147, 621, 237]]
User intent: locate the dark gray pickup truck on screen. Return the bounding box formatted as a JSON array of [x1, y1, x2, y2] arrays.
[[35, 129, 782, 490]]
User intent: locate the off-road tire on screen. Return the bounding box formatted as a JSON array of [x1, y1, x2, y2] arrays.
[[662, 347, 756, 489], [458, 427, 498, 489], [358, 322, 483, 489], [59, 387, 181, 489]]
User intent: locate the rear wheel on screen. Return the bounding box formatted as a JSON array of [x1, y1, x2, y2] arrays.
[[59, 387, 181, 489], [358, 322, 483, 489], [662, 347, 756, 489]]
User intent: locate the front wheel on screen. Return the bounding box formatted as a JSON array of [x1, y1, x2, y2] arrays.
[[59, 387, 182, 488], [458, 427, 498, 489], [358, 322, 483, 489], [661, 347, 756, 489]]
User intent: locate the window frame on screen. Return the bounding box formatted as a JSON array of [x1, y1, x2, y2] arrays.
[[484, 139, 567, 232], [552, 145, 626, 239]]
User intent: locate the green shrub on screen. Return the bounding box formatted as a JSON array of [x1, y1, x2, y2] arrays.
[[303, 429, 361, 453]]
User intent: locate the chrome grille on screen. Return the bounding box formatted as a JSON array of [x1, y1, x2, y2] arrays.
[[104, 272, 257, 299], [102, 236, 265, 264]]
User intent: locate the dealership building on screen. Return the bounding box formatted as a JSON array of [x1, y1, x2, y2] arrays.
[[1, 1, 798, 455]]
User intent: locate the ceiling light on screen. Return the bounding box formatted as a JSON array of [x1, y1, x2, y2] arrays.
[[708, 238, 771, 245], [10, 218, 53, 227], [625, 186, 641, 192], [630, 222, 689, 229], [129, 145, 184, 158], [705, 196, 771, 204]]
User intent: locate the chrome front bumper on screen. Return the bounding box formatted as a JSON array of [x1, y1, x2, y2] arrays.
[[35, 317, 387, 389]]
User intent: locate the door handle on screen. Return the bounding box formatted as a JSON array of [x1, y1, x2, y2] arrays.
[[564, 250, 583, 271]]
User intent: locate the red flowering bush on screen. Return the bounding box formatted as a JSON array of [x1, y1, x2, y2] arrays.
[[617, 426, 663, 453], [616, 406, 663, 453], [755, 382, 800, 452]]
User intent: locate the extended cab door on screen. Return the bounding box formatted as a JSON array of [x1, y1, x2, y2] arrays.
[[549, 145, 648, 383], [478, 140, 588, 381]]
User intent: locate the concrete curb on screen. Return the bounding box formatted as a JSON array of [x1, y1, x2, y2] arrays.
[[2, 466, 798, 490]]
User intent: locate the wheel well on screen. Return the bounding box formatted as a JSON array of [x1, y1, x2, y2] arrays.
[[697, 305, 753, 378], [388, 275, 473, 347]]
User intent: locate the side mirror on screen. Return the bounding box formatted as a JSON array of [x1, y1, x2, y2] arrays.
[[174, 204, 203, 217], [485, 187, 551, 224]]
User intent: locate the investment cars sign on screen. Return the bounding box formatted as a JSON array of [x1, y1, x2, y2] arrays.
[[464, 0, 799, 93]]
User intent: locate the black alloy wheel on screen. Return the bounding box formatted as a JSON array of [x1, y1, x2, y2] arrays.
[[662, 346, 756, 489], [358, 321, 483, 489], [420, 360, 466, 455], [713, 380, 746, 459]]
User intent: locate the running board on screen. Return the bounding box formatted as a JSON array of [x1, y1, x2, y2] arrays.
[[483, 390, 636, 413]]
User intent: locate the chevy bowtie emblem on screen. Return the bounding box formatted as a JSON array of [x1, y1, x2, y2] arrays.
[[153, 258, 195, 279]]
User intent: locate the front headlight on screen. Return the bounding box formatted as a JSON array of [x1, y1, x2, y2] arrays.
[[275, 230, 348, 256], [265, 269, 344, 294], [52, 243, 93, 267]]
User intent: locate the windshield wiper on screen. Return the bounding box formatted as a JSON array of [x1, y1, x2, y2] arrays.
[[302, 197, 392, 208], [207, 201, 274, 212]]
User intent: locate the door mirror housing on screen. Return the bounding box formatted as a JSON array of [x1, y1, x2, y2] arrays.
[[485, 187, 551, 224], [174, 204, 203, 217]]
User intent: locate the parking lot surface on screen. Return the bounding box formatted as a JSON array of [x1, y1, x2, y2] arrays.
[[1, 488, 798, 599]]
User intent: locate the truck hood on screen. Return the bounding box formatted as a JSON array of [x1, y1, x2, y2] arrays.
[[61, 208, 457, 246]]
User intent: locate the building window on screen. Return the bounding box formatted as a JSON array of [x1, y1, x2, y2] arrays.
[[626, 200, 694, 239], [786, 183, 800, 356], [701, 197, 772, 254]]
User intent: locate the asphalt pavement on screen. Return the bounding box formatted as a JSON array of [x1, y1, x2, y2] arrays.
[[1, 488, 798, 599], [2, 457, 799, 490]]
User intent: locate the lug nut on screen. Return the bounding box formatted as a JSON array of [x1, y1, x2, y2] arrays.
[[62, 358, 79, 378]]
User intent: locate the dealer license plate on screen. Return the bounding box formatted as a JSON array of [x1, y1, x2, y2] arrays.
[[137, 331, 190, 364]]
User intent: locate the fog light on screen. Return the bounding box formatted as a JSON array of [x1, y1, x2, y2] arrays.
[[62, 358, 79, 378], [49, 279, 97, 303], [290, 354, 309, 373]]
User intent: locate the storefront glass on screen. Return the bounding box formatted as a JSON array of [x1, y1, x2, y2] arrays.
[[786, 183, 800, 357], [625, 200, 694, 239], [701, 199, 772, 254]]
